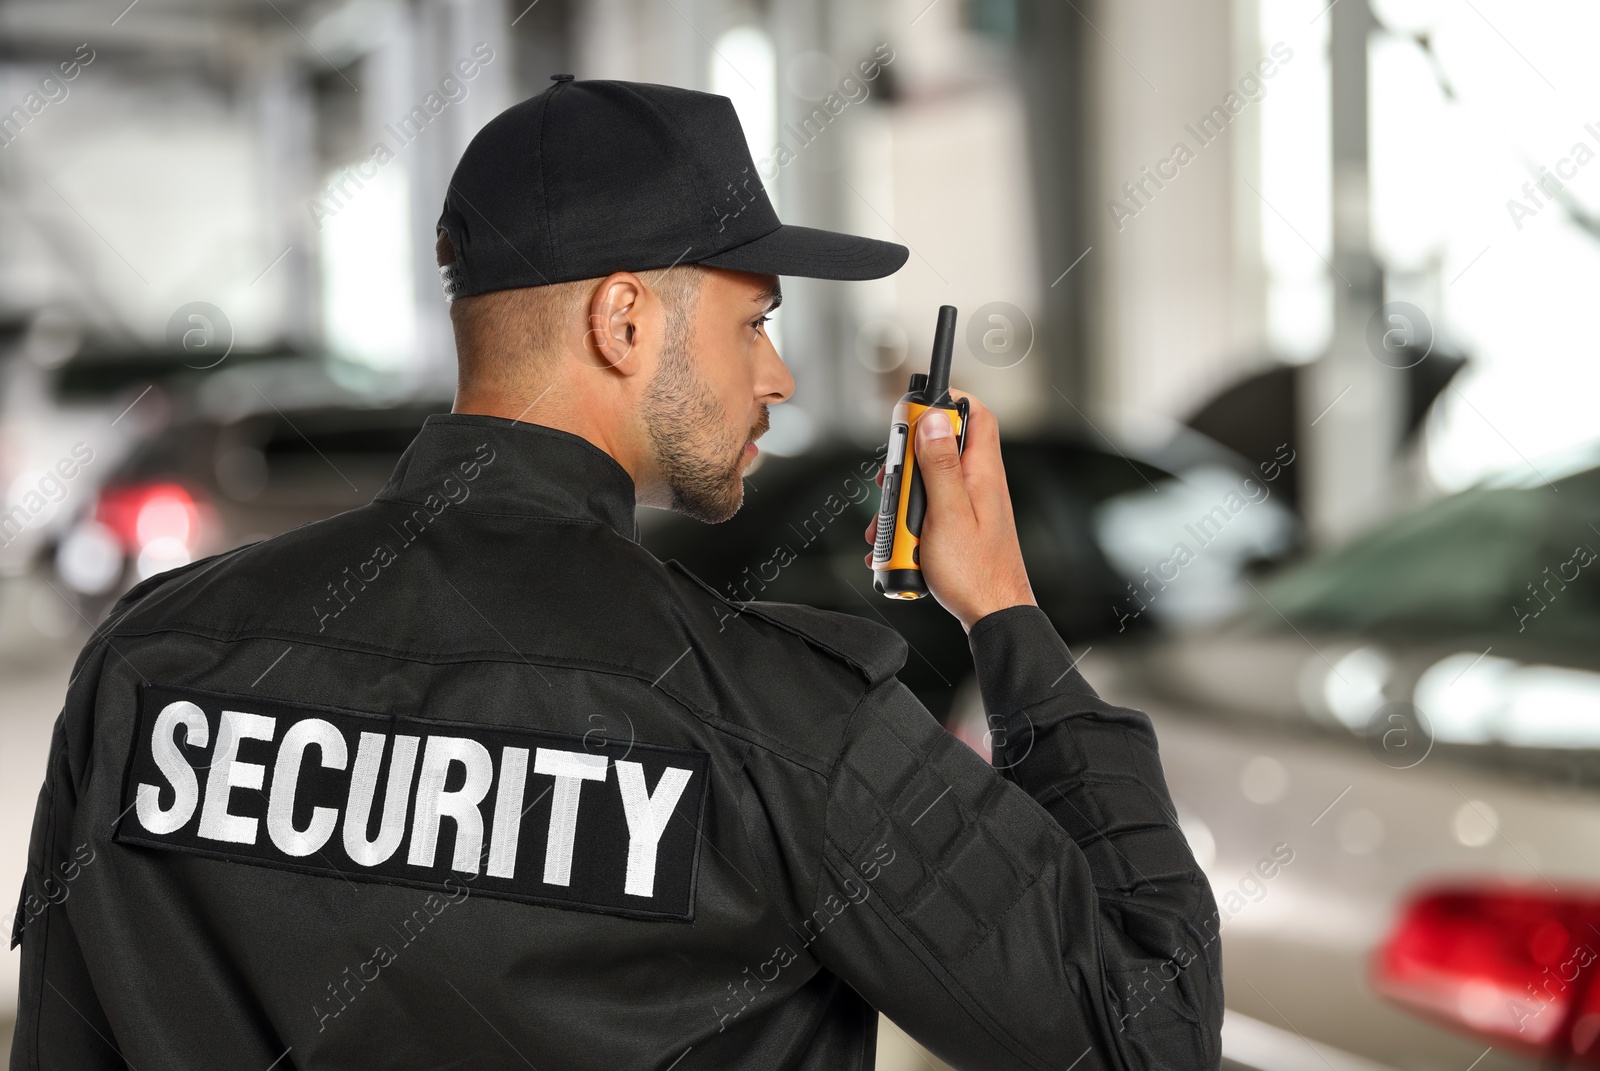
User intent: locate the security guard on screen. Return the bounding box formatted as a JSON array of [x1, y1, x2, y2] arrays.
[[11, 78, 1222, 1070]]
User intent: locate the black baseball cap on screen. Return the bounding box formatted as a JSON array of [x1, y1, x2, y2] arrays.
[[436, 75, 909, 299]]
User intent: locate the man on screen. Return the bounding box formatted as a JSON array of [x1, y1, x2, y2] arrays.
[[11, 77, 1221, 1070]]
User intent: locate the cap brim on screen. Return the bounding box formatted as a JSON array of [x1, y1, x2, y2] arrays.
[[697, 224, 909, 281]]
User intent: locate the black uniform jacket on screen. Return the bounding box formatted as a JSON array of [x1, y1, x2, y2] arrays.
[[11, 413, 1222, 1071]]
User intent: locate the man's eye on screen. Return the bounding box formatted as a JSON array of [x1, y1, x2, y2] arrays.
[[751, 315, 772, 331]]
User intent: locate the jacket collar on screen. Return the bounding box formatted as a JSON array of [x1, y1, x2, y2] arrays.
[[375, 413, 640, 543]]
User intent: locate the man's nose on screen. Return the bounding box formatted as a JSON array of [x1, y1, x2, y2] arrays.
[[758, 342, 796, 404]]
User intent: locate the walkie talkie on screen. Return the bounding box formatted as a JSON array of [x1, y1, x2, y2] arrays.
[[872, 305, 969, 600]]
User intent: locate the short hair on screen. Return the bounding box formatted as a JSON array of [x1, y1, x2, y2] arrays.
[[438, 230, 708, 394]]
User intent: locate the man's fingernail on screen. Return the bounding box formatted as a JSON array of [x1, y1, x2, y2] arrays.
[[919, 410, 951, 441]]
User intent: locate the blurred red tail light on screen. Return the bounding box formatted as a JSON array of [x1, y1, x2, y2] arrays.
[[1375, 886, 1600, 1063], [95, 482, 200, 552]]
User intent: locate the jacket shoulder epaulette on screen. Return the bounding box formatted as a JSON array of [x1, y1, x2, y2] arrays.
[[734, 601, 907, 689], [663, 558, 907, 689]]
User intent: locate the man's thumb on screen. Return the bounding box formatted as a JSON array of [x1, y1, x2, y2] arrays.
[[915, 409, 963, 498]]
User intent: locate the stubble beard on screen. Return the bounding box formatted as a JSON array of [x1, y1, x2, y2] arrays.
[[642, 314, 767, 525]]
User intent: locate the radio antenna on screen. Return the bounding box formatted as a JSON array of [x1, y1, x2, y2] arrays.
[[926, 305, 957, 403]]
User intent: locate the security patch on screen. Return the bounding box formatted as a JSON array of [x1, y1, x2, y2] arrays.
[[115, 683, 710, 921]]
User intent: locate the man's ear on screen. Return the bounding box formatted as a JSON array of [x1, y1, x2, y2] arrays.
[[585, 272, 646, 372]]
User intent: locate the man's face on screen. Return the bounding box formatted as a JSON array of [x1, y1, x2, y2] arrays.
[[640, 268, 793, 523]]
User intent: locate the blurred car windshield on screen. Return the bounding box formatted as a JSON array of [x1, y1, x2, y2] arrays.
[[1252, 466, 1600, 650]]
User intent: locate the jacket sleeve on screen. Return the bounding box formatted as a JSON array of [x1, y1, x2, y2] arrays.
[[808, 605, 1223, 1071], [10, 632, 123, 1071]]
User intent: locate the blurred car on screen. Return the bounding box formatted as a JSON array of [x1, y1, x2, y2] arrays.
[[0, 326, 198, 579], [1059, 462, 1600, 1070], [0, 313, 389, 586], [46, 398, 443, 619], [640, 435, 1175, 725]]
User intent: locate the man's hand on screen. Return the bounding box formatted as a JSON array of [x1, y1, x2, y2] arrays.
[[863, 389, 1037, 633]]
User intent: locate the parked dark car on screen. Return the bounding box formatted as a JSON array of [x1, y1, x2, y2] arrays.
[[640, 435, 1174, 725], [46, 399, 444, 618]]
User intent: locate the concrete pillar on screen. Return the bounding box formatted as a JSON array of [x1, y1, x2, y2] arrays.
[[1014, 0, 1091, 431], [1083, 0, 1260, 445], [244, 37, 316, 351], [770, 0, 850, 440], [1301, 0, 1398, 545], [408, 0, 514, 387]]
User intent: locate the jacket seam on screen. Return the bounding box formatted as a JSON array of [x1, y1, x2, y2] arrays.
[[729, 739, 835, 960], [102, 624, 838, 777], [824, 686, 873, 784], [811, 686, 873, 930]]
